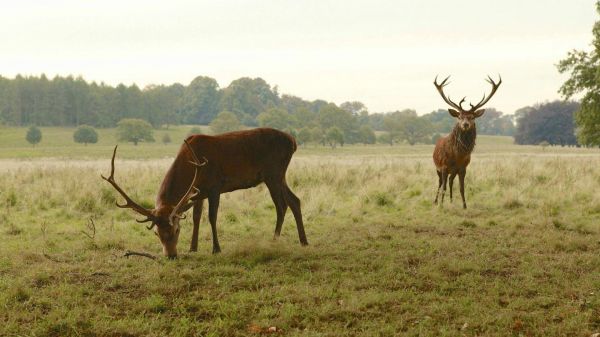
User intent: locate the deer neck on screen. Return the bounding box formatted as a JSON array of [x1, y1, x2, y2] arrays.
[[450, 124, 477, 154]]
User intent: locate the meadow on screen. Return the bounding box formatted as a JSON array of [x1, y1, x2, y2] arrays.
[[0, 127, 599, 336]]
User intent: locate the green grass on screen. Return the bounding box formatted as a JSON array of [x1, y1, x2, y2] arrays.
[[0, 125, 210, 159], [0, 129, 599, 336]]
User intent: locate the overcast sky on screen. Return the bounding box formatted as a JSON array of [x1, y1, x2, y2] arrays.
[[0, 0, 596, 114]]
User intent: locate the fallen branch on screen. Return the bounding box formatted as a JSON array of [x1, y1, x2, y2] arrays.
[[123, 250, 156, 260], [81, 217, 96, 240]]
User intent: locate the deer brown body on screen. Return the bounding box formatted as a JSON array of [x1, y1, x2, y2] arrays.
[[103, 128, 307, 259], [432, 75, 501, 208]]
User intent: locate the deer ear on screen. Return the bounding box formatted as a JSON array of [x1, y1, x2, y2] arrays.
[[448, 109, 460, 117], [473, 109, 485, 118]]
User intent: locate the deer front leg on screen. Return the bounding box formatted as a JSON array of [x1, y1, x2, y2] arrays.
[[208, 192, 221, 254], [190, 199, 204, 252], [440, 169, 448, 205], [459, 169, 467, 209]]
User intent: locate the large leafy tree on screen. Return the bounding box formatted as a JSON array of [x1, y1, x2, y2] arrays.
[[219, 77, 279, 125], [116, 118, 154, 146], [514, 101, 579, 146], [557, 1, 600, 145], [180, 76, 220, 125]]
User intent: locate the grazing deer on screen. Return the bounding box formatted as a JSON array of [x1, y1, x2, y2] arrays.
[[102, 128, 307, 259], [432, 75, 501, 209]]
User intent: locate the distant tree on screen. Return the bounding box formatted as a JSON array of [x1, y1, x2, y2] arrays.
[[381, 109, 418, 143], [514, 101, 579, 146], [26, 126, 42, 147], [311, 126, 325, 146], [257, 108, 295, 130], [210, 111, 242, 134], [398, 116, 433, 145], [378, 133, 393, 146], [366, 112, 386, 131], [297, 127, 312, 145], [326, 127, 344, 148], [116, 118, 154, 145], [73, 125, 98, 145], [476, 108, 516, 136], [162, 133, 172, 145], [219, 77, 279, 124], [317, 103, 360, 143], [557, 1, 600, 145], [421, 109, 456, 134], [188, 126, 203, 135], [180, 76, 220, 124], [340, 101, 368, 116], [284, 128, 297, 140], [358, 125, 376, 144]]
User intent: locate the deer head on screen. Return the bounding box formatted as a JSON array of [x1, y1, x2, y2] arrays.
[[433, 75, 502, 131], [101, 140, 207, 259]]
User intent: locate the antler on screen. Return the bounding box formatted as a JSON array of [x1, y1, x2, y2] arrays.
[[168, 140, 208, 227], [469, 75, 502, 112], [101, 146, 158, 229], [433, 75, 468, 111]]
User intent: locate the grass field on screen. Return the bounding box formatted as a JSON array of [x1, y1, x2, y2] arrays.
[[0, 127, 599, 336]]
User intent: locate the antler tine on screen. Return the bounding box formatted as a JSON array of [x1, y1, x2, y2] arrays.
[[458, 97, 467, 110], [168, 140, 207, 227], [136, 217, 154, 223], [101, 145, 157, 223], [433, 75, 463, 111], [469, 74, 502, 112]]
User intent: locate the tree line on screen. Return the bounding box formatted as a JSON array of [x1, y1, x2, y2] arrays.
[[0, 74, 520, 147]]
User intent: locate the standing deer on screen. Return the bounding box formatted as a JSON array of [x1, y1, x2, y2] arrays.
[[432, 75, 501, 208], [102, 128, 307, 259]]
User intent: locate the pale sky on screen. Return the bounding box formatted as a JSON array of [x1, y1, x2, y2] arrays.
[[0, 0, 596, 114]]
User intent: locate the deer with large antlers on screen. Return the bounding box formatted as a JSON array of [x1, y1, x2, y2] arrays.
[[102, 128, 307, 259], [432, 75, 501, 209]]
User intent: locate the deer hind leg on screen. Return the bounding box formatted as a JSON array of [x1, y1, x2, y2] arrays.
[[266, 180, 288, 239], [208, 192, 221, 254], [459, 169, 467, 209], [190, 199, 204, 252], [434, 170, 442, 204], [449, 173, 457, 202], [283, 183, 308, 246]]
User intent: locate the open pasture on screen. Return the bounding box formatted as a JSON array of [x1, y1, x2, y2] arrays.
[[0, 137, 599, 336]]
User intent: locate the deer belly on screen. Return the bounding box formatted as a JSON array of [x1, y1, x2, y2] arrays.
[[221, 171, 263, 192]]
